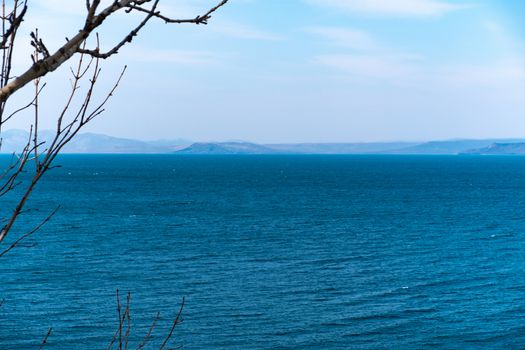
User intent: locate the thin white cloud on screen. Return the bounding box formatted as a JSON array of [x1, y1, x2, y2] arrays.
[[211, 21, 284, 41], [124, 48, 219, 65], [483, 20, 525, 55], [306, 0, 470, 17], [309, 17, 525, 90], [309, 25, 423, 81], [433, 60, 525, 87], [306, 27, 378, 50], [315, 52, 525, 89], [315, 54, 418, 80]]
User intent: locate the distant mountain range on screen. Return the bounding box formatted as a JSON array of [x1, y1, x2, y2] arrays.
[[173, 139, 525, 155], [1, 129, 525, 155], [460, 143, 525, 155], [0, 129, 191, 154]]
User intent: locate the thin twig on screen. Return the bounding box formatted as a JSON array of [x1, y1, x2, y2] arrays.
[[38, 328, 52, 350], [159, 297, 185, 350], [135, 312, 160, 350], [0, 206, 59, 258]]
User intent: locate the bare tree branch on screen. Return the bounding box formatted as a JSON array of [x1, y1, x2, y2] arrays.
[[0, 49, 125, 244], [0, 0, 229, 101], [78, 0, 161, 59], [0, 206, 59, 258], [159, 297, 185, 350], [135, 312, 160, 350], [107, 290, 185, 350], [127, 0, 228, 24]]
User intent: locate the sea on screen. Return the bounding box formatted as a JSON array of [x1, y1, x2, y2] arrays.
[[1, 154, 525, 349]]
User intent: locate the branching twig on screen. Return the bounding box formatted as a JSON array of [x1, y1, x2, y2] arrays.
[[0, 206, 59, 258], [0, 49, 125, 245], [159, 297, 185, 350], [135, 312, 160, 350], [0, 0, 228, 101], [107, 290, 184, 350], [127, 0, 228, 25]]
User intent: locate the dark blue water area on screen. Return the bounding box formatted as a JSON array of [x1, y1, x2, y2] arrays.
[[2, 154, 525, 349]]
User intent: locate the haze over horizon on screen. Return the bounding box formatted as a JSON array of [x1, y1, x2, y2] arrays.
[[7, 128, 525, 147], [3, 0, 525, 143]]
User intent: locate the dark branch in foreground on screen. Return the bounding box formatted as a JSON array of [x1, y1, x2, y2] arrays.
[[38, 328, 52, 350], [0, 0, 229, 102], [106, 290, 185, 350], [0, 206, 59, 258]]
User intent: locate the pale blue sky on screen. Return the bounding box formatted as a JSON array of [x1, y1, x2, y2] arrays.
[[6, 0, 525, 143]]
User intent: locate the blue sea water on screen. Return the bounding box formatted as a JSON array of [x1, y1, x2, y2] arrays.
[[1, 154, 525, 349]]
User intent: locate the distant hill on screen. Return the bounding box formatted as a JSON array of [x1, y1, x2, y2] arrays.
[[146, 138, 192, 149], [175, 142, 278, 154], [0, 129, 189, 153], [387, 139, 525, 155], [461, 143, 525, 155], [58, 133, 165, 153], [0, 129, 32, 153], [264, 142, 419, 154]]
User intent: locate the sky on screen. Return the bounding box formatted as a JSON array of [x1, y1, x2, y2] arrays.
[[5, 0, 525, 143]]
